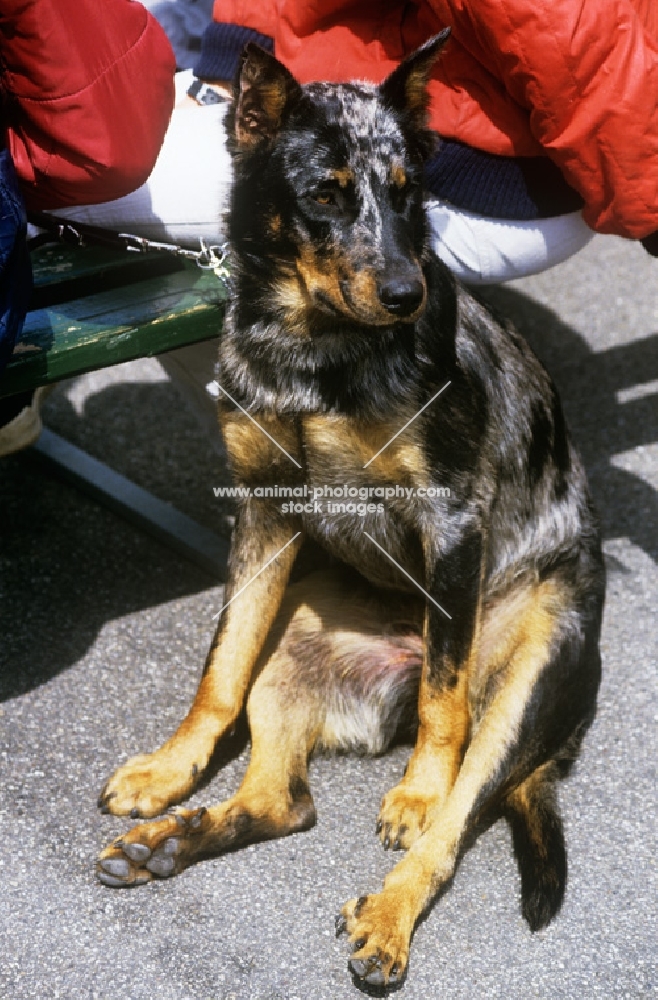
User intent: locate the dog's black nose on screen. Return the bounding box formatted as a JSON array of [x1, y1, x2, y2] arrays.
[[377, 277, 425, 317]]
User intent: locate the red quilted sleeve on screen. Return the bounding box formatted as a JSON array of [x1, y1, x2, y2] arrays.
[[0, 0, 176, 210]]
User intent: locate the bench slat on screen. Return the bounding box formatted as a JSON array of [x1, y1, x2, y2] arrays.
[[2, 246, 231, 577], [31, 242, 182, 286]]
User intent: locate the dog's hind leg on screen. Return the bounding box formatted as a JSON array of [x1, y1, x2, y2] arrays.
[[339, 576, 590, 986], [97, 569, 423, 887]]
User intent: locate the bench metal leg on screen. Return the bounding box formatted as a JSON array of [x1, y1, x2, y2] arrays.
[[30, 428, 230, 579]]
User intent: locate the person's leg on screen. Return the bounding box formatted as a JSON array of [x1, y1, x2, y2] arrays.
[[0, 148, 38, 457], [426, 199, 595, 284]]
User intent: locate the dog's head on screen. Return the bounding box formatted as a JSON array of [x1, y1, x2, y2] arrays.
[[226, 32, 450, 332]]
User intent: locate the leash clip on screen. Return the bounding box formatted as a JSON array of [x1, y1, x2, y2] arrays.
[[28, 211, 232, 292], [196, 240, 231, 283], [117, 233, 230, 288]]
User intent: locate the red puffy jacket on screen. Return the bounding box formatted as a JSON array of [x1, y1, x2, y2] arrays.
[[212, 0, 658, 239], [0, 0, 176, 211]]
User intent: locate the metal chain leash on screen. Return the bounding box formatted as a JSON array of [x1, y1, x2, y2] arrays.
[[118, 232, 231, 286], [28, 213, 232, 292]]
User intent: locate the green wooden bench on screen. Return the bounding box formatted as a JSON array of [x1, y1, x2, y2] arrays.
[[1, 242, 230, 577]]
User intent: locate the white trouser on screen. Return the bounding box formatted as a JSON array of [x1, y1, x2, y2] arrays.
[[427, 199, 593, 284]]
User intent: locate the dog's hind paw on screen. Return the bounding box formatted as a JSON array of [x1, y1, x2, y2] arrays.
[[97, 807, 209, 887], [338, 893, 411, 987]]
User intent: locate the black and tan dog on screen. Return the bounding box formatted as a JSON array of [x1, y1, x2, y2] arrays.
[[97, 33, 605, 987]]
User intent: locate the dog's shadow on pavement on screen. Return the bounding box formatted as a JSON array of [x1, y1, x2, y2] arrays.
[[1, 287, 657, 700], [474, 283, 658, 567]]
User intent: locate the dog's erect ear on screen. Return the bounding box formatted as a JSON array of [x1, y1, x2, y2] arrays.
[[379, 29, 451, 126], [232, 43, 302, 152]]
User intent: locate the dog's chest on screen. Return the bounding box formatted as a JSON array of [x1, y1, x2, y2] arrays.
[[299, 414, 429, 584], [221, 409, 434, 585]]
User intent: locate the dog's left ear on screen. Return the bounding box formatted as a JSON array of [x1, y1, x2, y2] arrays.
[[231, 43, 303, 152], [379, 29, 451, 127]]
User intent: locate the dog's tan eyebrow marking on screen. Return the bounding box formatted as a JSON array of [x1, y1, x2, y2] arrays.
[[330, 167, 355, 188]]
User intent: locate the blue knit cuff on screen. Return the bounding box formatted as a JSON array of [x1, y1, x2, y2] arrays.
[[194, 22, 274, 81], [425, 140, 583, 221]]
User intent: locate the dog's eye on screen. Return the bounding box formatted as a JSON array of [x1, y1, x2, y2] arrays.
[[303, 183, 352, 218], [314, 191, 336, 206]]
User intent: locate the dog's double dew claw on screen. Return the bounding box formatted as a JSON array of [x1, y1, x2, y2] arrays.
[[97, 807, 208, 888], [98, 751, 200, 818], [377, 786, 434, 852], [339, 894, 409, 987]]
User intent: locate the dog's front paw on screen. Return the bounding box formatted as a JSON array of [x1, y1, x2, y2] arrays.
[[97, 807, 209, 887], [336, 892, 412, 987], [376, 784, 435, 851], [98, 750, 202, 818]]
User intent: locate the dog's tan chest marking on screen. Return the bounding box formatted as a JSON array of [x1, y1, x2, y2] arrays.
[[302, 414, 428, 486], [220, 411, 301, 481]]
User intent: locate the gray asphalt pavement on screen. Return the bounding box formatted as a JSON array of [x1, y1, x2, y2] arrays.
[[1, 234, 656, 999]]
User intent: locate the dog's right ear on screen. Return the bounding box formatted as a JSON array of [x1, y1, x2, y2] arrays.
[[231, 44, 302, 152], [379, 29, 451, 128]]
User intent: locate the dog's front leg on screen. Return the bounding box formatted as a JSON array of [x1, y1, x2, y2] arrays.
[[376, 529, 482, 850], [339, 530, 483, 985], [98, 501, 303, 818]]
